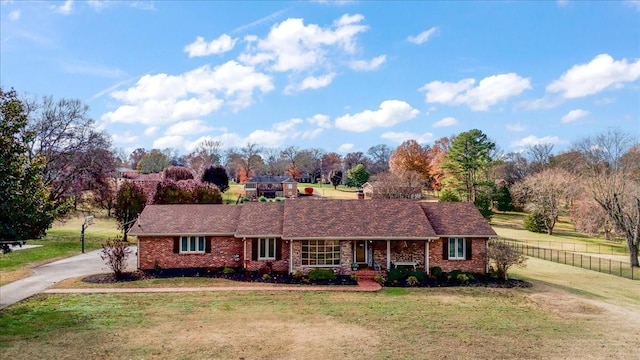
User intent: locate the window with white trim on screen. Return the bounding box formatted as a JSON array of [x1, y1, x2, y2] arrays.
[[258, 238, 276, 260], [448, 237, 465, 260], [301, 240, 341, 266], [181, 236, 205, 253]]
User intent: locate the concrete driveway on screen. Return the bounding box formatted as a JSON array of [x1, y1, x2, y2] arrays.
[[0, 246, 137, 310]]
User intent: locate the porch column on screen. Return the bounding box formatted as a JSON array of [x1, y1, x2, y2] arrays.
[[425, 241, 429, 274], [386, 240, 391, 269]]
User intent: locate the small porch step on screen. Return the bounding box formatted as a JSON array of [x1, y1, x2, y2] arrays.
[[355, 268, 385, 280]]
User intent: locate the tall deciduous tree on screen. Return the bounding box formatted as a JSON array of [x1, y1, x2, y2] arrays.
[[367, 144, 392, 175], [163, 166, 194, 181], [137, 149, 169, 174], [153, 179, 222, 205], [573, 129, 640, 267], [1, 88, 56, 241], [114, 181, 147, 242], [511, 168, 577, 235], [202, 165, 230, 193], [442, 129, 495, 202], [389, 140, 432, 187], [22, 94, 115, 213]]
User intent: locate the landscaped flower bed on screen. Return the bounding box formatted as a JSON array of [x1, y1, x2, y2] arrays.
[[380, 266, 531, 288], [82, 267, 358, 286]]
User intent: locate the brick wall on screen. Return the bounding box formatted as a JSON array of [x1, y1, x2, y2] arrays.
[[428, 238, 487, 273], [244, 238, 290, 272], [138, 236, 244, 269]]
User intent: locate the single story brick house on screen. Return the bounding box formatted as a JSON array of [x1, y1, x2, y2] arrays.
[[128, 200, 496, 275]]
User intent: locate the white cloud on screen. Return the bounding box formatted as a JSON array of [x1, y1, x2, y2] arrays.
[[102, 61, 273, 125], [144, 126, 158, 136], [239, 14, 368, 72], [407, 27, 438, 44], [381, 131, 434, 144], [433, 116, 457, 128], [506, 123, 526, 132], [308, 114, 331, 128], [87, 0, 108, 10], [561, 109, 589, 123], [184, 34, 238, 57], [421, 73, 531, 111], [284, 73, 336, 93], [232, 8, 289, 34], [301, 128, 324, 139], [338, 143, 354, 152], [547, 54, 640, 98], [111, 132, 139, 144], [51, 0, 73, 14], [626, 0, 640, 11], [273, 118, 303, 133], [153, 135, 185, 150], [9, 9, 20, 21], [165, 120, 214, 136], [334, 100, 419, 132], [511, 135, 562, 147], [349, 55, 386, 71]]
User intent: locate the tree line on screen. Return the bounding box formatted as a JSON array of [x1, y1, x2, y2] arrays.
[[2, 88, 638, 267]]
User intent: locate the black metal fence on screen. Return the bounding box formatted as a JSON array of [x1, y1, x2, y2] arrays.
[[500, 240, 639, 281]]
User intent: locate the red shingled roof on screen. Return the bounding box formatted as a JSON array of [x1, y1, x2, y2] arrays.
[[419, 202, 497, 237], [129, 200, 496, 239], [128, 204, 240, 236], [282, 199, 437, 239], [236, 202, 284, 238]]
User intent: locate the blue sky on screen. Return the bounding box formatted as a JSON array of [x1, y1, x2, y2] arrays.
[[1, 0, 639, 156]]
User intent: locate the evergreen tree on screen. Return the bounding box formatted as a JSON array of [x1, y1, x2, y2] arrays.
[[201, 165, 230, 192], [346, 164, 370, 188], [1, 88, 56, 241]]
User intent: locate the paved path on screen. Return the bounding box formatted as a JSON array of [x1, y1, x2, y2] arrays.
[[0, 247, 137, 310]]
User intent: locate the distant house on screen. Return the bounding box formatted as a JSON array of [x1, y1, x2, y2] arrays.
[[361, 181, 423, 200], [244, 176, 297, 199], [129, 200, 496, 275], [117, 170, 163, 204]]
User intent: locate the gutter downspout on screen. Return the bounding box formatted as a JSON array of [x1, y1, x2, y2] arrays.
[[386, 240, 391, 270], [425, 240, 429, 275], [289, 239, 293, 274], [243, 237, 247, 270]]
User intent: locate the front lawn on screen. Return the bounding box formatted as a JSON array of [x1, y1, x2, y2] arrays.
[[1, 285, 636, 360]]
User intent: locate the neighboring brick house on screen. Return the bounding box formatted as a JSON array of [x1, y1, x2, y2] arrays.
[[128, 200, 496, 274], [117, 170, 163, 204], [244, 176, 297, 199]]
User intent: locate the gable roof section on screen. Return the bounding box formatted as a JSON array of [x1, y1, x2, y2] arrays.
[[419, 202, 497, 237], [282, 199, 437, 240], [247, 175, 295, 183], [236, 202, 284, 238], [129, 204, 240, 236]]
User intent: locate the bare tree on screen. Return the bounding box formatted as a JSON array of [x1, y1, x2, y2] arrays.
[[573, 129, 639, 267], [367, 144, 392, 174], [487, 240, 526, 280], [511, 168, 578, 235], [369, 170, 423, 199], [22, 95, 116, 211], [527, 143, 554, 174]]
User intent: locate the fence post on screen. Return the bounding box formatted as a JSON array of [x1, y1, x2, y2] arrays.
[[599, 258, 601, 273]]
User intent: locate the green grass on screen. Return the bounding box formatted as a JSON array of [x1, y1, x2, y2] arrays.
[[1, 287, 631, 359], [0, 215, 120, 284], [492, 212, 629, 256]]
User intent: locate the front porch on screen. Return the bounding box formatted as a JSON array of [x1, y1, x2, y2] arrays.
[[350, 239, 432, 273]]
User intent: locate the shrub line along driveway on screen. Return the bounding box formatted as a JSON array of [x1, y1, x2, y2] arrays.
[[0, 247, 380, 310]]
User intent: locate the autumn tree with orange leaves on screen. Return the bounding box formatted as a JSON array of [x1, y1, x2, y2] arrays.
[[389, 140, 433, 188]]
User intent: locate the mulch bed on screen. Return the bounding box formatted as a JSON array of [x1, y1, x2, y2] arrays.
[[83, 269, 531, 288]]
